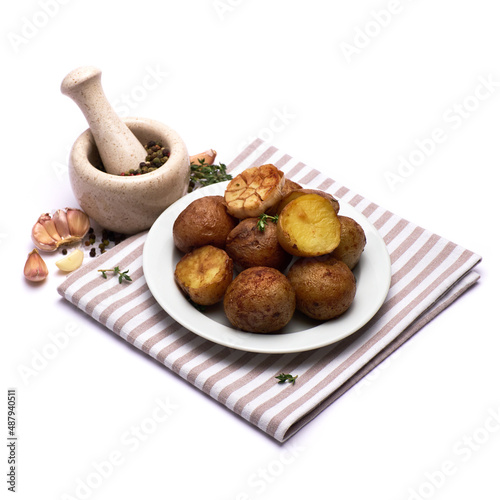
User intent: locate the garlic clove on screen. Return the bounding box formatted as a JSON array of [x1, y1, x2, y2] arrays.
[[55, 249, 84, 272], [38, 213, 62, 242], [32, 222, 59, 251], [66, 208, 90, 238], [190, 149, 217, 166], [52, 209, 71, 239], [24, 249, 49, 282]]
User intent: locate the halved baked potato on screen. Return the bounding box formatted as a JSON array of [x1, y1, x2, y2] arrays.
[[275, 188, 340, 215], [277, 193, 341, 257], [174, 245, 233, 306]]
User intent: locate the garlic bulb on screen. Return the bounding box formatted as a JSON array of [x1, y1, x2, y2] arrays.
[[24, 249, 49, 282], [32, 208, 90, 252]]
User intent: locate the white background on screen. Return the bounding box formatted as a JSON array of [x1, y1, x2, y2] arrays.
[[2, 1, 499, 499]]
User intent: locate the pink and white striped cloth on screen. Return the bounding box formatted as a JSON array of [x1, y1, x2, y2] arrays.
[[57, 139, 481, 442]]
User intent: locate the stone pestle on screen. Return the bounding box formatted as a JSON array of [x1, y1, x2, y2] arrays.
[[61, 66, 147, 176]]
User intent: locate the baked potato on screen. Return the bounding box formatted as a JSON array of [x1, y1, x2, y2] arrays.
[[277, 193, 341, 257], [224, 164, 285, 218], [281, 178, 303, 197], [174, 245, 233, 306], [223, 267, 296, 333], [173, 195, 238, 254], [330, 216, 366, 269], [276, 188, 340, 215], [225, 217, 292, 272], [287, 256, 356, 320]]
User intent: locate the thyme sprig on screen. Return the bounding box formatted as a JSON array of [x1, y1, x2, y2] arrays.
[[257, 213, 279, 232], [275, 373, 298, 385], [98, 266, 132, 284], [189, 159, 232, 192]]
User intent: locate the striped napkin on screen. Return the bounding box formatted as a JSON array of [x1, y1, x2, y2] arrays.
[[57, 139, 481, 442]]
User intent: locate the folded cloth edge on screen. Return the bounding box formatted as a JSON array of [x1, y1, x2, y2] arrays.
[[280, 270, 480, 441]]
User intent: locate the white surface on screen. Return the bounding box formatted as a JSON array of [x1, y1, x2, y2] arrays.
[[144, 181, 391, 353], [2, 1, 498, 499]]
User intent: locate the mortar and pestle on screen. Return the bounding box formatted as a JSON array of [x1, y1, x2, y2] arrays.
[[61, 66, 190, 235]]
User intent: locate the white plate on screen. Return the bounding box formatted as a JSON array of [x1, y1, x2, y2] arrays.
[[143, 182, 391, 354]]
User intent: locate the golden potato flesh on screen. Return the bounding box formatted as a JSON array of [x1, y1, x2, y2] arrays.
[[223, 267, 295, 333], [277, 193, 341, 257], [174, 245, 233, 306], [173, 195, 238, 254], [276, 188, 340, 215], [330, 216, 366, 270], [225, 218, 292, 272], [287, 256, 356, 320]]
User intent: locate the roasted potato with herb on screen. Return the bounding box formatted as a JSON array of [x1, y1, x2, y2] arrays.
[[287, 256, 356, 320], [173, 195, 238, 254], [330, 216, 366, 270], [223, 267, 295, 333], [225, 217, 292, 272], [276, 188, 340, 215], [277, 193, 341, 257], [174, 245, 233, 306]]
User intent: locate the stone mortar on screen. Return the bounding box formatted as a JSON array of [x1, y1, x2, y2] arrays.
[[69, 117, 190, 234]]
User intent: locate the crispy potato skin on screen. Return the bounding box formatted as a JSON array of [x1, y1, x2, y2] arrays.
[[173, 195, 238, 254], [287, 256, 356, 320], [330, 216, 366, 270], [281, 178, 303, 197], [174, 245, 233, 306], [225, 218, 292, 272], [276, 188, 340, 215], [223, 267, 295, 333], [277, 194, 341, 257]]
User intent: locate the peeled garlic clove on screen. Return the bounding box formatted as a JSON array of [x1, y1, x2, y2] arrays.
[[24, 249, 49, 282], [66, 208, 90, 238], [190, 149, 217, 166], [52, 209, 71, 239], [32, 222, 59, 251], [55, 249, 84, 272]]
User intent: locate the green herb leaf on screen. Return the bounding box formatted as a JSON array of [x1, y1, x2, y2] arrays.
[[189, 161, 232, 192], [275, 373, 298, 385], [98, 267, 132, 284], [257, 213, 279, 232]]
